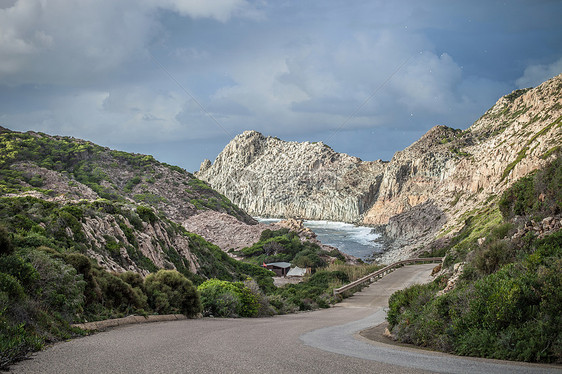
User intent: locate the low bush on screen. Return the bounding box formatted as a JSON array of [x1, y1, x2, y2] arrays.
[[145, 270, 201, 317], [24, 250, 86, 319], [237, 228, 326, 270], [0, 225, 13, 255], [388, 154, 562, 363], [0, 313, 43, 371], [197, 279, 259, 318], [136, 205, 157, 224], [388, 229, 562, 363], [276, 270, 349, 311]]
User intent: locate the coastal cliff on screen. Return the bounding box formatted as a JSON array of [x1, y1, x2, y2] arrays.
[[197, 74, 562, 259], [197, 131, 385, 222]]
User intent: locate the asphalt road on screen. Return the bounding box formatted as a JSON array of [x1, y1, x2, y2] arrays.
[[12, 264, 560, 374]]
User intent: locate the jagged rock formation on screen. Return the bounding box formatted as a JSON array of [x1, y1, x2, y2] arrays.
[[80, 208, 199, 275], [198, 74, 562, 261], [197, 131, 385, 222]]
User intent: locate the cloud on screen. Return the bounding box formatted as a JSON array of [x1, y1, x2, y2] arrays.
[[147, 0, 259, 22], [200, 28, 505, 137], [516, 57, 562, 88], [0, 0, 258, 85], [2, 0, 560, 172]]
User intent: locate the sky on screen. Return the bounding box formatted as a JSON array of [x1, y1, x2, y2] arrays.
[[1, 1, 561, 172]]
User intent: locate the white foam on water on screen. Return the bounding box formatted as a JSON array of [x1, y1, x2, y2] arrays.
[[255, 217, 381, 260]]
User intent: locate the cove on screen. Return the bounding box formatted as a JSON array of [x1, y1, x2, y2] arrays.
[[256, 218, 382, 261]]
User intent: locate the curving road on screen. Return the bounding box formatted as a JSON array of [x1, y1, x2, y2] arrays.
[[13, 264, 560, 373]]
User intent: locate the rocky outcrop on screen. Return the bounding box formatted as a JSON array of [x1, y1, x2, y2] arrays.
[[80, 211, 199, 276], [197, 131, 385, 223], [274, 218, 316, 240], [183, 211, 356, 262], [183, 210, 271, 252], [198, 74, 562, 261]]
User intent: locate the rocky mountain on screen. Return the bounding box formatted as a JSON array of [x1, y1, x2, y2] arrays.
[[197, 74, 562, 261], [197, 131, 386, 223]]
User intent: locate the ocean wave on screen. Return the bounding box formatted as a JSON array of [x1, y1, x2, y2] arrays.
[[255, 217, 381, 259]]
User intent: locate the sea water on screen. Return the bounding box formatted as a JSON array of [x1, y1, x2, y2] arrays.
[[256, 218, 383, 260]]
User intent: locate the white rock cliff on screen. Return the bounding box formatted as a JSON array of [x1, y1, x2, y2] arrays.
[[197, 74, 562, 260]]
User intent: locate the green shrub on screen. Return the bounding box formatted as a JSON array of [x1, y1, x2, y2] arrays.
[[197, 279, 259, 318], [388, 232, 562, 362], [0, 273, 25, 301], [136, 206, 157, 224], [474, 240, 515, 275], [293, 249, 326, 268], [145, 270, 201, 317], [499, 153, 562, 220], [94, 270, 146, 316], [0, 254, 38, 290], [124, 176, 142, 192], [0, 315, 43, 371], [119, 271, 145, 290], [276, 270, 349, 311], [238, 229, 325, 269], [244, 279, 275, 317], [24, 250, 86, 320], [13, 232, 55, 249]]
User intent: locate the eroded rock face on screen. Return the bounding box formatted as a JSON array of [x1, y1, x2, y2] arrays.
[[81, 213, 198, 276], [197, 131, 385, 223], [198, 74, 562, 261], [183, 210, 271, 252]]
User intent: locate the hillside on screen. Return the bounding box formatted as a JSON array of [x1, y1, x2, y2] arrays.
[[386, 152, 562, 363], [0, 128, 278, 274], [0, 127, 253, 225], [197, 74, 562, 262]]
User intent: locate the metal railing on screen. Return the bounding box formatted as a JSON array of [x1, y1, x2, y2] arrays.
[[333, 257, 443, 295]]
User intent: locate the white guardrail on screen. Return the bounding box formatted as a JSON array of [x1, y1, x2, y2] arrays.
[[333, 257, 443, 295]]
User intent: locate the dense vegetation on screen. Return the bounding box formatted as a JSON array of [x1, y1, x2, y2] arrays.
[[0, 194, 272, 369], [0, 128, 250, 222], [0, 193, 371, 368], [0, 239, 201, 370], [387, 153, 562, 363]]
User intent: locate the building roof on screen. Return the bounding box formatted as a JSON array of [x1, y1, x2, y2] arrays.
[[265, 262, 291, 269], [287, 266, 307, 277]]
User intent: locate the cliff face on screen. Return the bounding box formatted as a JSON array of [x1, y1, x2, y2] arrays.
[[197, 131, 385, 222], [198, 74, 562, 259]]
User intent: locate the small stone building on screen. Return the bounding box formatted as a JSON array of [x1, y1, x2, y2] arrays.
[[263, 262, 291, 277]]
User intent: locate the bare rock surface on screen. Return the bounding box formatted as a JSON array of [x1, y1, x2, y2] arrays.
[[183, 210, 274, 252], [198, 74, 562, 261]]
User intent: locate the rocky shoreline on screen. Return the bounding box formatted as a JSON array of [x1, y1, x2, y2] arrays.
[[198, 74, 562, 263]]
